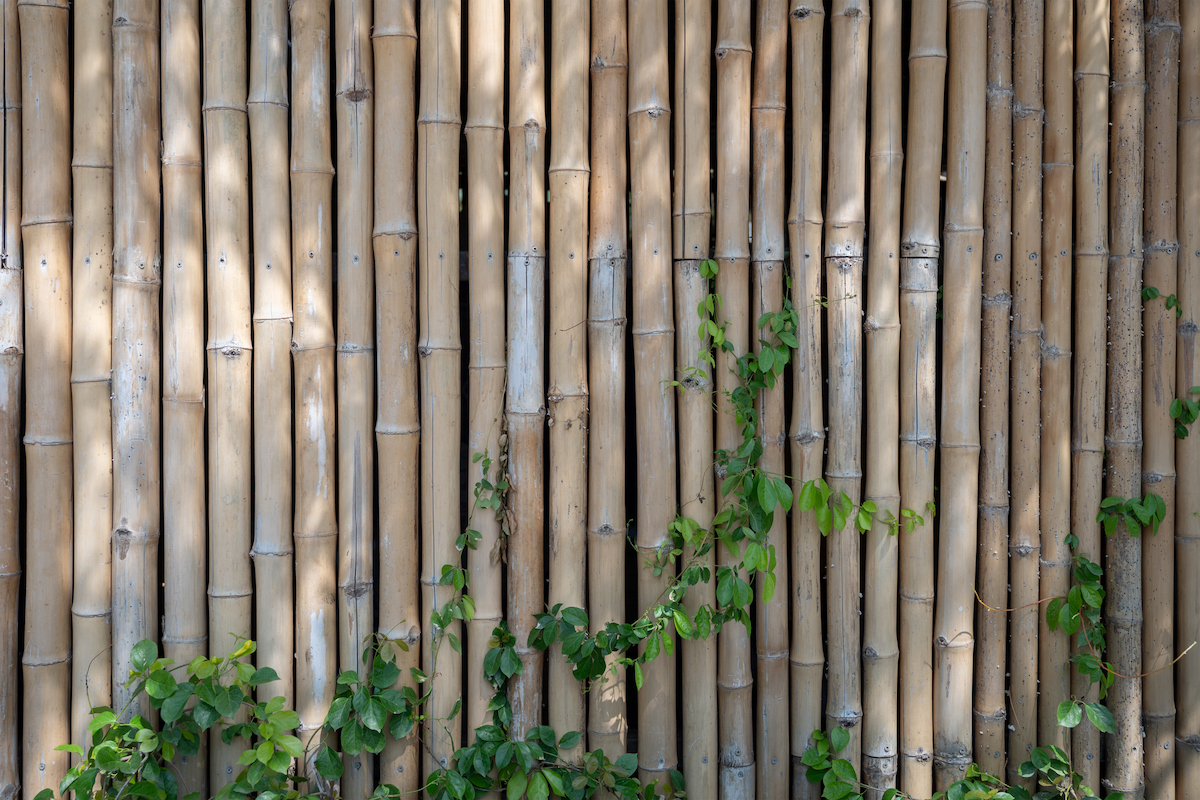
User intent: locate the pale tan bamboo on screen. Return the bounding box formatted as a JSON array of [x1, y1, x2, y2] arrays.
[[1106, 3, 1145, 798], [374, 0, 420, 790], [111, 0, 159, 724], [673, 0, 711, 264], [1008, 0, 1043, 783], [71, 0, 114, 756], [1072, 0, 1109, 786], [898, 1, 946, 794], [20, 0, 72, 792], [751, 1, 788, 797], [203, 0, 252, 780], [1142, 7, 1179, 799], [548, 0, 589, 766], [863, 0, 902, 794], [975, 0, 1011, 778], [250, 0, 294, 706], [1038, 0, 1073, 756], [586, 0, 628, 762], [629, 0, 677, 788], [162, 0, 207, 787], [418, 0, 462, 780], [788, 3, 825, 796]]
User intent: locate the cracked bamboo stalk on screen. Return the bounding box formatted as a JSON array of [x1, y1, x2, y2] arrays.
[[788, 3, 824, 797], [586, 0, 628, 763], [863, 0, 902, 795], [20, 0, 72, 792], [374, 0, 420, 791], [629, 0, 677, 788], [898, 0, 946, 794]]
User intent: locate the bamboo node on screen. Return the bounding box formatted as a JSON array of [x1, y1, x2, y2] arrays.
[[1041, 342, 1069, 359], [342, 581, 371, 599]]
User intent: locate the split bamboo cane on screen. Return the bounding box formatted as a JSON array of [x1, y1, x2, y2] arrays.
[[111, 0, 160, 723], [72, 0, 114, 757], [548, 0, 589, 766], [863, 0, 902, 794], [975, 0, 1011, 778], [163, 0, 207, 786], [933, 0, 986, 788], [250, 0, 294, 706], [751, 1, 788, 797], [20, 0, 72, 791], [374, 0, 420, 791], [898, 1, 946, 794], [788, 3, 825, 796], [586, 0, 629, 762], [1039, 0, 1074, 756], [1106, 3, 1146, 797], [629, 0, 678, 788], [419, 0, 463, 780]]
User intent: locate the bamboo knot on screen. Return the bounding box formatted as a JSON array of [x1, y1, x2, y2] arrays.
[[221, 346, 244, 358], [1181, 321, 1199, 338], [343, 88, 371, 103], [342, 581, 371, 599], [791, 6, 821, 20], [1041, 342, 1068, 359], [1010, 544, 1039, 557], [1142, 472, 1164, 484], [1180, 734, 1200, 752], [1012, 101, 1044, 121], [981, 291, 1011, 308]]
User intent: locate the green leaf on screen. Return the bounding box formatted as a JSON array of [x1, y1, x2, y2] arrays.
[[1056, 701, 1083, 728], [830, 727, 850, 753], [341, 721, 365, 755], [507, 768, 528, 800], [315, 745, 344, 779], [562, 607, 589, 629], [528, 771, 550, 800], [1084, 702, 1116, 734], [831, 759, 856, 782], [615, 753, 638, 777], [672, 610, 694, 640], [558, 730, 583, 751], [131, 640, 158, 672], [758, 477, 778, 512], [633, 662, 644, 691]]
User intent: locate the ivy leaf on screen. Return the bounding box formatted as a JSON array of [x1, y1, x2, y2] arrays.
[[830, 727, 850, 753], [131, 640, 158, 672], [315, 745, 344, 779], [341, 720, 365, 755], [527, 771, 550, 800], [1084, 703, 1116, 734], [1056, 701, 1083, 728], [506, 768, 528, 800], [758, 477, 778, 512]]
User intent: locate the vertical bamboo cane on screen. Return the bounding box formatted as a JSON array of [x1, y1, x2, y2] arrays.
[[111, 0, 159, 721], [1106, 3, 1145, 798], [587, 0, 628, 762], [250, 0, 294, 706], [1142, 5, 1179, 798], [374, 0, 420, 791], [898, 1, 946, 794], [163, 0, 207, 786], [418, 0, 462, 780], [629, 0, 677, 788], [72, 0, 114, 755], [672, 1, 714, 795], [1072, 0, 1110, 786], [752, 1, 788, 797], [548, 0, 589, 765], [1039, 0, 1074, 756], [20, 0, 71, 791], [975, 0, 1011, 778], [789, 3, 825, 797], [863, 0, 902, 794]]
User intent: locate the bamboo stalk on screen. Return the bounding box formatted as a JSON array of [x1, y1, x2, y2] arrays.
[[586, 0, 628, 762], [72, 0, 114, 757], [1071, 0, 1109, 786], [788, 3, 825, 796], [863, 0, 902, 794], [751, 1, 788, 797], [250, 0, 294, 707], [1106, 3, 1146, 798], [418, 0, 462, 779], [374, 0, 420, 791], [1142, 6, 1179, 799], [20, 0, 72, 791], [898, 0, 946, 794], [548, 0, 589, 766], [975, 0, 1011, 779], [629, 0, 677, 788]]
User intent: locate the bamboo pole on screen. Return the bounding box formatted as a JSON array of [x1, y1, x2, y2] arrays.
[[752, 1, 788, 797], [629, 0, 677, 788], [72, 0, 114, 756], [1039, 0, 1074, 756], [548, 0, 589, 766], [975, 0, 1011, 779], [1142, 6, 1179, 799], [586, 0, 628, 762], [863, 0, 902, 794], [418, 0, 462, 780], [20, 0, 72, 790], [162, 0, 207, 786], [788, 3, 825, 796], [1071, 0, 1109, 786], [898, 1, 946, 794], [249, 0, 294, 706], [1106, 3, 1145, 797], [374, 0, 420, 791]]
